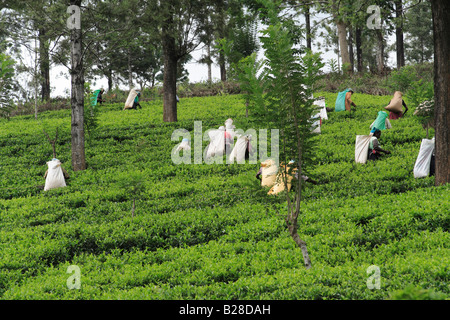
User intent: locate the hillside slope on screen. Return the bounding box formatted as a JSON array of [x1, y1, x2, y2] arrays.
[[0, 93, 448, 299]]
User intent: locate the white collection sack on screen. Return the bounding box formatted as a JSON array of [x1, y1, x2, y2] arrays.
[[314, 98, 328, 120], [413, 138, 435, 178], [225, 118, 234, 128], [175, 138, 191, 152], [44, 159, 66, 191], [205, 129, 225, 159], [355, 135, 372, 164], [229, 134, 251, 163], [311, 113, 321, 134], [123, 88, 138, 110]]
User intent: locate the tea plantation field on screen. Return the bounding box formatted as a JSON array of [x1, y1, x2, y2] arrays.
[[0, 92, 448, 300]]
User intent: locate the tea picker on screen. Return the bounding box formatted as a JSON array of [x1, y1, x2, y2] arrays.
[[91, 88, 105, 105], [367, 129, 390, 161], [385, 91, 408, 120], [335, 88, 356, 112], [370, 111, 392, 133], [123, 88, 142, 110], [256, 160, 317, 195], [175, 138, 191, 152], [229, 134, 253, 163]]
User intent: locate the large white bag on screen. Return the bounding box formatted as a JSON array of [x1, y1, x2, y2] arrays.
[[44, 159, 66, 191], [314, 98, 328, 120], [414, 138, 435, 178], [123, 88, 138, 110], [355, 135, 372, 164], [175, 138, 191, 152], [229, 134, 251, 163], [311, 113, 321, 134], [225, 118, 234, 128], [205, 129, 225, 159]]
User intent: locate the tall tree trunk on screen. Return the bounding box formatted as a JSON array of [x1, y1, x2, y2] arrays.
[[304, 5, 312, 50], [332, 0, 350, 72], [395, 0, 405, 69], [70, 1, 86, 171], [207, 43, 212, 83], [39, 28, 50, 101], [107, 68, 113, 91], [216, 0, 227, 82], [34, 36, 38, 120], [336, 20, 350, 73], [287, 101, 312, 269], [348, 24, 354, 74], [162, 9, 178, 122], [355, 27, 363, 73], [219, 52, 227, 82], [431, 0, 450, 185], [376, 28, 385, 74], [128, 48, 133, 90]]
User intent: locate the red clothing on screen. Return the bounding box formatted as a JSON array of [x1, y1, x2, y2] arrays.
[[389, 111, 403, 120], [388, 99, 407, 119]]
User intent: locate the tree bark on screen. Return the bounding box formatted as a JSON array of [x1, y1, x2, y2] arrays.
[[216, 0, 227, 82], [348, 24, 354, 74], [70, 0, 86, 171], [107, 68, 113, 92], [207, 43, 212, 83], [162, 7, 178, 122], [305, 5, 312, 50], [431, 0, 450, 185], [332, 0, 350, 72], [395, 0, 405, 69], [336, 20, 350, 73], [128, 47, 133, 90], [355, 27, 363, 73], [39, 28, 50, 101], [287, 224, 312, 269], [376, 28, 385, 74], [285, 95, 312, 270], [219, 50, 227, 82]]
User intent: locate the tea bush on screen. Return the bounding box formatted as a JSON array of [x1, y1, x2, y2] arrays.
[[0, 92, 448, 300]]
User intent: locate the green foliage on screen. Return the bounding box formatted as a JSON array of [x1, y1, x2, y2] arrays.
[[0, 53, 16, 118], [406, 79, 434, 108], [257, 21, 324, 175], [218, 20, 259, 71], [403, 1, 434, 64], [234, 53, 267, 115], [389, 285, 447, 300], [0, 92, 448, 300], [386, 65, 419, 93]]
